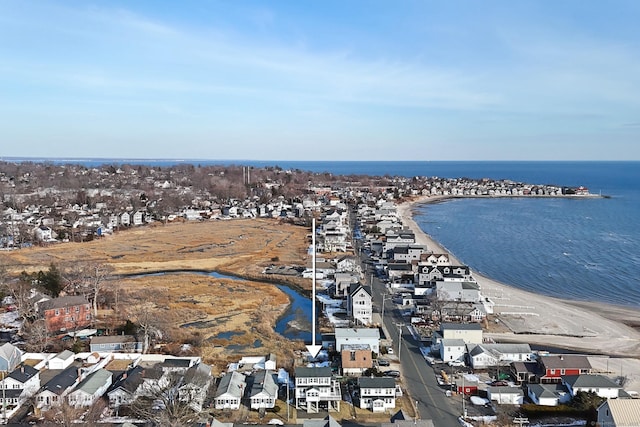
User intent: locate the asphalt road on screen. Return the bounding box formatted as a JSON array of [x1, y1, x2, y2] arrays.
[[363, 250, 463, 427]]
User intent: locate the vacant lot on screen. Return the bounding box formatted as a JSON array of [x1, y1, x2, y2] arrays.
[[0, 219, 312, 373]]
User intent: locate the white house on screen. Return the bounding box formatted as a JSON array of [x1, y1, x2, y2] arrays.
[[467, 343, 533, 369], [67, 369, 112, 407], [487, 386, 525, 405], [1, 364, 40, 399], [527, 383, 571, 406], [335, 328, 380, 355], [180, 363, 213, 412], [440, 339, 466, 364], [562, 374, 622, 399], [48, 350, 75, 370], [249, 370, 278, 410], [432, 323, 483, 353], [295, 367, 341, 413], [347, 285, 373, 326], [358, 376, 396, 413], [214, 371, 246, 410]]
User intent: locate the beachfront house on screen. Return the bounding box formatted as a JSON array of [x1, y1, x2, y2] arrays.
[[597, 399, 640, 427], [527, 383, 571, 406], [536, 355, 592, 383], [466, 343, 533, 369], [562, 374, 622, 399]]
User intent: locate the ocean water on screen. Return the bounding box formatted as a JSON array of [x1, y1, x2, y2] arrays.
[[410, 162, 640, 308], [8, 158, 639, 308]]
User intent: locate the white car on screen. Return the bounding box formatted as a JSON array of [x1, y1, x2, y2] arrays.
[[387, 347, 394, 354], [448, 360, 465, 367]]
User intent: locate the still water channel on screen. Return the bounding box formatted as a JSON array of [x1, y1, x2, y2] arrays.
[[128, 271, 314, 344]]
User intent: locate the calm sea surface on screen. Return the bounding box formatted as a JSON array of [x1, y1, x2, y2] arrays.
[[9, 158, 640, 308]]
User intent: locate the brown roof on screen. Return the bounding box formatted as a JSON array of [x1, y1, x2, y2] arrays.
[[539, 355, 592, 370]]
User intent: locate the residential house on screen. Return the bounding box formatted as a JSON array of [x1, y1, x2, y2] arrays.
[[333, 272, 359, 298], [234, 354, 277, 372], [132, 210, 145, 226], [214, 371, 246, 410], [527, 383, 571, 406], [67, 369, 113, 407], [427, 301, 487, 323], [383, 230, 415, 252], [391, 245, 426, 263], [436, 281, 481, 303], [510, 361, 539, 384], [467, 343, 533, 370], [120, 212, 130, 226], [335, 328, 380, 355], [341, 344, 373, 376], [180, 363, 213, 412], [107, 365, 146, 408], [336, 255, 358, 272], [537, 355, 592, 383], [597, 399, 640, 427], [440, 339, 466, 364], [48, 350, 75, 370], [36, 366, 81, 409], [34, 225, 55, 242], [420, 253, 450, 266], [347, 284, 373, 326], [562, 374, 622, 399], [38, 296, 92, 332], [90, 335, 143, 353], [358, 376, 396, 413], [0, 343, 22, 372], [248, 370, 278, 410], [1, 364, 40, 397], [487, 386, 525, 405], [432, 323, 483, 353], [295, 367, 341, 413]]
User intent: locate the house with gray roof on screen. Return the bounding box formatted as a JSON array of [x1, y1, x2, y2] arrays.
[[467, 343, 533, 369], [179, 362, 212, 412], [487, 386, 524, 405], [527, 383, 571, 406], [67, 369, 112, 407], [0, 343, 22, 372], [90, 335, 143, 353], [2, 364, 40, 398], [335, 327, 380, 354], [358, 376, 396, 412], [248, 370, 278, 410], [562, 374, 622, 399], [36, 365, 81, 409], [295, 366, 341, 413], [214, 371, 246, 410]]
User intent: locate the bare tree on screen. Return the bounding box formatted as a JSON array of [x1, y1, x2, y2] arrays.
[[131, 370, 202, 426], [23, 319, 50, 352], [63, 262, 114, 317], [125, 291, 167, 353]]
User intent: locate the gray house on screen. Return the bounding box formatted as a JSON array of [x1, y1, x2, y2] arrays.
[[90, 335, 143, 353]]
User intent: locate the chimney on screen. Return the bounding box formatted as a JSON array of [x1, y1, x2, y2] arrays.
[[20, 365, 24, 374]]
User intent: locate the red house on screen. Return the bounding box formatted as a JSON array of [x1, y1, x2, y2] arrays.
[[537, 355, 592, 383], [38, 296, 92, 333]]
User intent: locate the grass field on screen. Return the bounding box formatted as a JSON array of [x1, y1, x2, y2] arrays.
[[0, 218, 312, 373]]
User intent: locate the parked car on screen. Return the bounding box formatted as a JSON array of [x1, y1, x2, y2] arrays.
[[448, 360, 465, 367], [383, 370, 401, 378], [377, 359, 390, 366]]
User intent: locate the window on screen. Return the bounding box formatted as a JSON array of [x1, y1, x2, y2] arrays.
[[75, 306, 80, 312], [55, 309, 59, 316]]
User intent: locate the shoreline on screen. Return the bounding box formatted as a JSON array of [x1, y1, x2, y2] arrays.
[[397, 195, 640, 358]]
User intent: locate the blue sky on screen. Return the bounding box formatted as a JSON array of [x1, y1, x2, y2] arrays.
[[2, 1, 639, 161]]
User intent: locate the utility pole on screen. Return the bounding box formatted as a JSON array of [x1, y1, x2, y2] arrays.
[[396, 323, 404, 361]]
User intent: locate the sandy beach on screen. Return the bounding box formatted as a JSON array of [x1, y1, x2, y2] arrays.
[[398, 196, 640, 388]]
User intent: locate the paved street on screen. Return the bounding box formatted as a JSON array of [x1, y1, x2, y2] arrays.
[[363, 249, 463, 427]]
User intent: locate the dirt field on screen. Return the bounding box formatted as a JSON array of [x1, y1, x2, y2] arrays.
[[0, 219, 312, 373]]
